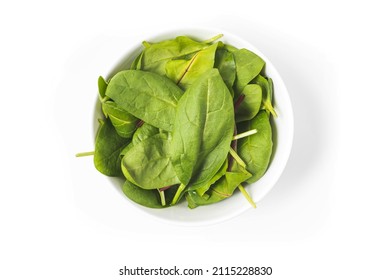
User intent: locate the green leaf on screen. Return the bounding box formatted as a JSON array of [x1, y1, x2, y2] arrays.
[[94, 119, 130, 176], [237, 110, 273, 183], [122, 181, 179, 207], [186, 166, 252, 208], [166, 42, 219, 90], [130, 51, 144, 70], [251, 75, 277, 117], [190, 160, 228, 197], [102, 101, 138, 138], [164, 59, 188, 85], [233, 48, 265, 94], [105, 70, 183, 132], [235, 84, 263, 122], [200, 34, 223, 44], [171, 69, 235, 188], [214, 47, 236, 88], [132, 123, 163, 146], [121, 134, 179, 189], [265, 78, 277, 117], [98, 76, 108, 100], [120, 123, 162, 156], [142, 36, 209, 75], [122, 180, 164, 208]]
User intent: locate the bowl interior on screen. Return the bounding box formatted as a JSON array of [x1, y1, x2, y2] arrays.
[[97, 28, 294, 226]]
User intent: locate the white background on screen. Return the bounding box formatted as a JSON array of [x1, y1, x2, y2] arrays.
[[1, 0, 389, 279]]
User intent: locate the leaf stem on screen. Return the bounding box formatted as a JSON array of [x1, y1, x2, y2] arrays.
[[176, 52, 199, 85], [202, 34, 223, 44], [229, 147, 246, 168], [171, 183, 185, 205], [265, 102, 278, 117], [238, 184, 256, 208], [159, 185, 173, 192], [232, 129, 258, 140], [158, 189, 166, 207], [136, 120, 144, 128], [228, 125, 238, 172], [234, 94, 246, 112], [142, 41, 151, 48], [75, 151, 94, 157]]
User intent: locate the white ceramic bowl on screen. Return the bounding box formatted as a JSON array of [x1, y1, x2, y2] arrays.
[[100, 28, 294, 226]]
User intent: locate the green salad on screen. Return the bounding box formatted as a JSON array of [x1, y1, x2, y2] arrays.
[[77, 34, 276, 209]]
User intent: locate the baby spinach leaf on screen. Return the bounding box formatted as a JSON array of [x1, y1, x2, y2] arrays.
[[102, 101, 138, 138], [200, 33, 223, 44], [142, 36, 209, 75], [189, 160, 228, 197], [132, 123, 164, 146], [237, 110, 273, 183], [235, 84, 263, 122], [120, 142, 133, 158], [164, 59, 188, 85], [121, 134, 179, 189], [105, 70, 183, 131], [265, 78, 277, 117], [214, 47, 236, 89], [165, 43, 219, 90], [186, 166, 252, 208], [233, 48, 265, 95], [120, 123, 164, 157], [98, 76, 108, 100], [122, 180, 180, 208], [122, 180, 164, 208], [252, 75, 277, 117], [94, 118, 131, 176], [130, 51, 144, 70], [251, 74, 267, 92], [171, 68, 235, 189]]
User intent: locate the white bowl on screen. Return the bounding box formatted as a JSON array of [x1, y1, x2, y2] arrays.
[[99, 28, 294, 226]]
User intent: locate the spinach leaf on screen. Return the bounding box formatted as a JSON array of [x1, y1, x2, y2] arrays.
[[94, 118, 130, 176], [252, 75, 277, 117], [102, 101, 138, 138], [233, 48, 265, 95], [98, 76, 108, 100], [237, 110, 273, 183], [186, 166, 252, 208], [119, 123, 163, 157], [214, 47, 236, 89], [105, 70, 183, 131], [130, 50, 144, 70], [190, 160, 228, 198], [122, 181, 180, 208], [122, 180, 164, 208], [142, 36, 208, 75], [171, 68, 235, 189], [264, 78, 277, 116], [235, 84, 263, 122], [132, 123, 162, 146], [120, 142, 133, 158], [165, 43, 219, 90], [121, 134, 179, 189], [200, 34, 223, 44]]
